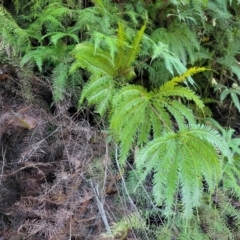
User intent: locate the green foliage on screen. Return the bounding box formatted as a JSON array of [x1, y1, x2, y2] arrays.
[[2, 0, 240, 238], [0, 4, 30, 54], [124, 172, 240, 239], [110, 67, 206, 163], [150, 21, 200, 65], [207, 118, 240, 198], [1, 0, 130, 101], [71, 23, 146, 115], [214, 83, 240, 112], [102, 213, 150, 239], [168, 193, 240, 240], [135, 124, 232, 217], [0, 0, 83, 101]]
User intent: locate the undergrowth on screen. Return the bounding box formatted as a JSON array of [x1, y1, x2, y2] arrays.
[[1, 0, 240, 239]]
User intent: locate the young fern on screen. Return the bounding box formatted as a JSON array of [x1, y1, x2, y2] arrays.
[[70, 23, 146, 115]]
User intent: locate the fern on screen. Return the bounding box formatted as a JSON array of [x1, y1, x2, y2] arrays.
[[135, 124, 232, 217], [0, 5, 30, 54], [26, 2, 74, 40], [144, 38, 194, 87], [110, 67, 206, 163], [150, 41, 187, 76], [171, 197, 236, 240], [203, 118, 240, 199], [102, 213, 150, 239], [71, 23, 146, 115], [42, 32, 79, 46], [214, 83, 240, 112], [150, 21, 200, 65], [20, 46, 59, 72]]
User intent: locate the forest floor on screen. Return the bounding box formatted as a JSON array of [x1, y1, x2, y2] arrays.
[[0, 66, 131, 240]]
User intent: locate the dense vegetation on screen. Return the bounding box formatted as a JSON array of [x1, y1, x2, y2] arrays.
[[1, 0, 240, 239]]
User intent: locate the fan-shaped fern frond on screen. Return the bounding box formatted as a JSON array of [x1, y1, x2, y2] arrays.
[[135, 124, 232, 217], [110, 67, 206, 163]]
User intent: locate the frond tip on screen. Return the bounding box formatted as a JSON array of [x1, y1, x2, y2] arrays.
[[167, 66, 209, 86]]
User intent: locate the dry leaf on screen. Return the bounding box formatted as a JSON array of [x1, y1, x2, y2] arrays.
[[79, 190, 93, 214], [9, 115, 37, 129]]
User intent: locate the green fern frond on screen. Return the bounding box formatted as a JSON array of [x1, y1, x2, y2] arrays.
[[102, 213, 148, 239], [52, 61, 69, 101], [150, 41, 188, 77], [0, 5, 29, 52], [162, 100, 195, 129], [92, 31, 117, 61], [114, 22, 128, 68], [80, 75, 115, 115], [151, 22, 200, 65], [42, 32, 79, 46], [110, 78, 204, 163], [110, 67, 206, 162], [70, 42, 118, 115], [20, 45, 66, 71], [20, 48, 47, 72], [223, 161, 240, 199], [158, 86, 205, 109], [215, 83, 240, 112], [136, 124, 232, 217], [110, 85, 152, 153], [71, 43, 115, 75], [124, 22, 146, 68], [205, 118, 240, 156]]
